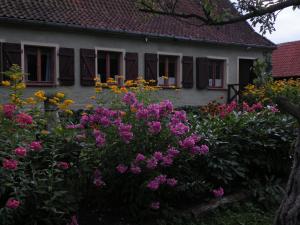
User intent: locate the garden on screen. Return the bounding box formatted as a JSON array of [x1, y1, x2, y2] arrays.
[[0, 65, 300, 225]]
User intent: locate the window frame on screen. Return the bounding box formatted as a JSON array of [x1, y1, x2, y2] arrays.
[[206, 57, 228, 90], [157, 52, 182, 88], [21, 41, 59, 87], [95, 47, 125, 83]]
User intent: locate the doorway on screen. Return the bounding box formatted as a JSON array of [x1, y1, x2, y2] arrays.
[[239, 59, 256, 91]]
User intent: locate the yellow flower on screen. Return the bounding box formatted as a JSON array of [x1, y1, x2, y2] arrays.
[[15, 82, 26, 90], [56, 92, 65, 99], [120, 87, 128, 93], [95, 82, 102, 87], [26, 97, 37, 105], [64, 109, 73, 115], [34, 90, 47, 101], [1, 80, 10, 87], [90, 96, 96, 100], [63, 99, 74, 106], [49, 98, 58, 105], [95, 87, 102, 93]]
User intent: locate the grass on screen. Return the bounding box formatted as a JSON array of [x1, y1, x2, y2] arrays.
[[157, 202, 277, 225]]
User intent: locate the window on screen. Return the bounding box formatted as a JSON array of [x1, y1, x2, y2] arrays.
[[158, 55, 178, 86], [97, 51, 121, 83], [24, 46, 55, 85], [208, 59, 225, 88]]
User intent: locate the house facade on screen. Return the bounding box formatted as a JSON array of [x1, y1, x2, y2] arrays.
[[0, 0, 276, 108]]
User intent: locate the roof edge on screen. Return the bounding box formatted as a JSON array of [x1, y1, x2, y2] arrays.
[[0, 17, 277, 50]]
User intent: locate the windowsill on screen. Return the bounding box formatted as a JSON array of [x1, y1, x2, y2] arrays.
[[26, 82, 56, 87], [158, 85, 180, 90], [207, 87, 227, 91]]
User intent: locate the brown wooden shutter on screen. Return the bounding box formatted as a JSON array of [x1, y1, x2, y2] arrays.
[[59, 48, 75, 86], [80, 48, 95, 86], [144, 53, 157, 82], [125, 52, 138, 80], [196, 57, 209, 90], [2, 43, 21, 72], [182, 56, 194, 88]]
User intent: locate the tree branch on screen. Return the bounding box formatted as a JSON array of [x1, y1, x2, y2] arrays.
[[275, 97, 300, 122], [140, 0, 300, 26]]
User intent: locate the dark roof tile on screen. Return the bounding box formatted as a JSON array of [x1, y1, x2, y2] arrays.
[[0, 0, 275, 48]]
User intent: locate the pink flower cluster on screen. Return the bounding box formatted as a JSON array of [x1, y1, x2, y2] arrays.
[[2, 159, 18, 170], [242, 102, 263, 112], [147, 174, 178, 191], [2, 104, 16, 119], [15, 113, 33, 126], [180, 134, 209, 155], [6, 198, 20, 209], [14, 147, 27, 157], [93, 129, 106, 147], [93, 169, 106, 188], [218, 101, 237, 118], [30, 141, 42, 152], [212, 187, 224, 198], [57, 161, 70, 170]]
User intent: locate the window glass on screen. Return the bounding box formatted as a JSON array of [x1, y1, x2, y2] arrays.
[[25, 46, 54, 83], [159, 56, 166, 77], [98, 52, 107, 83], [41, 48, 52, 82], [208, 60, 224, 88], [168, 59, 176, 78], [110, 52, 119, 78], [27, 52, 37, 81]]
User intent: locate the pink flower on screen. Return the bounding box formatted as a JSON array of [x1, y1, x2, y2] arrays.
[[135, 153, 146, 162], [116, 164, 128, 174], [150, 201, 160, 210], [93, 169, 106, 187], [15, 113, 33, 126], [130, 165, 142, 174], [6, 198, 20, 209], [14, 147, 27, 157], [136, 108, 148, 120], [2, 104, 16, 119], [93, 178, 106, 188], [148, 121, 162, 134], [146, 157, 158, 170], [212, 187, 224, 198], [161, 156, 173, 167], [123, 92, 137, 105], [269, 105, 280, 113], [167, 147, 180, 157], [166, 178, 178, 187], [153, 151, 164, 161], [155, 174, 167, 184], [170, 122, 189, 136], [93, 129, 106, 147], [200, 145, 209, 155], [180, 136, 196, 149], [147, 179, 160, 191], [80, 114, 89, 126], [57, 161, 70, 170], [2, 159, 18, 170], [118, 123, 133, 143], [30, 141, 42, 151], [67, 215, 79, 225]]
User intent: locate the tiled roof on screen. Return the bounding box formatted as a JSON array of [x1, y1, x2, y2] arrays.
[[0, 0, 275, 48], [272, 41, 300, 77]]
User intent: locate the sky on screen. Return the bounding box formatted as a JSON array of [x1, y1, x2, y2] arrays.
[[252, 7, 300, 44]]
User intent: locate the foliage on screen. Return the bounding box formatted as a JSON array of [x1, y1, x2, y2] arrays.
[[0, 66, 297, 224], [243, 78, 300, 105]]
